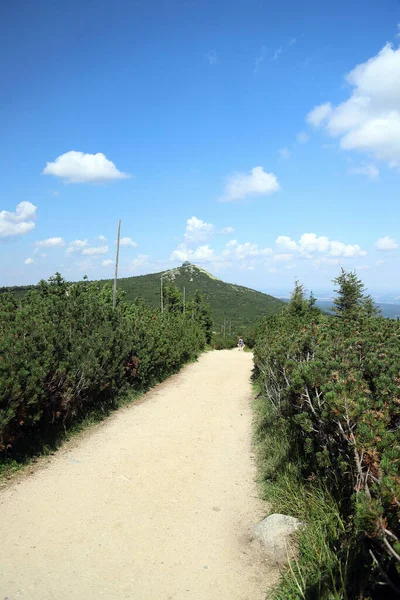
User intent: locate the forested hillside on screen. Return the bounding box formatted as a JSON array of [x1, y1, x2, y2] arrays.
[[114, 263, 284, 330], [0, 263, 284, 331]]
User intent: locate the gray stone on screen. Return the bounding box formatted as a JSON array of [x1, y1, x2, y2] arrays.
[[251, 513, 303, 565]]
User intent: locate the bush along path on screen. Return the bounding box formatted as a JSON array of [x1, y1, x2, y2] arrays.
[[253, 270, 400, 599], [0, 274, 212, 465], [0, 349, 278, 600]]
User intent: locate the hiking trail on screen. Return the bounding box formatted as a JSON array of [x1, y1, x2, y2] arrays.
[[0, 350, 279, 599]]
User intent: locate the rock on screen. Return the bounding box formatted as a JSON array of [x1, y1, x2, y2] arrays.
[[251, 513, 303, 565]]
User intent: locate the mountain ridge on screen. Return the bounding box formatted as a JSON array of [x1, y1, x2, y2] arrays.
[[0, 263, 285, 330], [115, 262, 284, 329]]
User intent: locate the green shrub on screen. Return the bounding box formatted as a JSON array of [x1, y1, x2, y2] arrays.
[[253, 274, 400, 599], [211, 325, 257, 350], [211, 333, 237, 350], [0, 274, 206, 456]]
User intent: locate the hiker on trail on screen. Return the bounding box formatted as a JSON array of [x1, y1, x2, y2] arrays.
[[238, 337, 245, 351]]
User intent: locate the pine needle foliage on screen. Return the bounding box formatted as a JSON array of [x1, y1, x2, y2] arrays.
[[253, 270, 400, 599], [0, 274, 207, 458]]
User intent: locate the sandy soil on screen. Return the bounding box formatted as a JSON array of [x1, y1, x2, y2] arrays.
[[0, 350, 278, 599]]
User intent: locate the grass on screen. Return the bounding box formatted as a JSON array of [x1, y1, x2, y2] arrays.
[[252, 386, 353, 600]]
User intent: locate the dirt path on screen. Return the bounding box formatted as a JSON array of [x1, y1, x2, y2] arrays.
[[0, 350, 278, 600]]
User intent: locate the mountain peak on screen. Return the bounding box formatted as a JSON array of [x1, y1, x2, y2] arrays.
[[128, 264, 284, 327], [163, 262, 223, 282]]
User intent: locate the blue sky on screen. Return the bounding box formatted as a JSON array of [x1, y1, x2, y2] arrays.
[[1, 0, 400, 300]]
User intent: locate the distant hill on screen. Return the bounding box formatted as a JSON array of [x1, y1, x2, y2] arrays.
[[1, 263, 284, 331], [0, 284, 34, 301], [313, 299, 400, 320], [279, 298, 400, 319], [114, 263, 284, 330]]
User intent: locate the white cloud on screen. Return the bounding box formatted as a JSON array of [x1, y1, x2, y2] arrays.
[[0, 201, 37, 238], [169, 224, 355, 274], [277, 232, 366, 258], [66, 239, 89, 255], [289, 38, 297, 46], [279, 147, 291, 159], [221, 166, 280, 202], [184, 216, 214, 242], [170, 219, 367, 274], [171, 219, 236, 264], [171, 244, 189, 262], [273, 47, 282, 60], [306, 44, 400, 168], [171, 236, 273, 267], [130, 254, 150, 271], [65, 238, 112, 259], [82, 245, 109, 256], [314, 257, 342, 267], [120, 236, 138, 248], [218, 226, 234, 235], [42, 151, 130, 183], [307, 103, 333, 127], [348, 163, 379, 179], [171, 217, 212, 262], [375, 236, 398, 250], [222, 239, 273, 260], [206, 50, 218, 65], [66, 239, 109, 257], [329, 240, 366, 257], [102, 259, 113, 267], [40, 253, 47, 258], [35, 237, 65, 248], [375, 259, 385, 265], [192, 245, 215, 261], [356, 264, 370, 270], [273, 253, 294, 262], [297, 131, 310, 144], [50, 190, 60, 197], [171, 243, 215, 263], [24, 258, 34, 265], [276, 235, 298, 251]]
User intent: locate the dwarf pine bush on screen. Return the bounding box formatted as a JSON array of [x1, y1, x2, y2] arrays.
[[254, 273, 400, 599], [0, 274, 210, 456]]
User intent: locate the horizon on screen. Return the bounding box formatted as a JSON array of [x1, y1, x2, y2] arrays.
[[1, 0, 399, 296]]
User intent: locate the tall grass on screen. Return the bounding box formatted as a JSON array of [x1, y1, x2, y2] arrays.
[[253, 392, 371, 600]]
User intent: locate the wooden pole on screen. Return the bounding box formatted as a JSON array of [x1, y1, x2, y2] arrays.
[[113, 219, 121, 310]]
